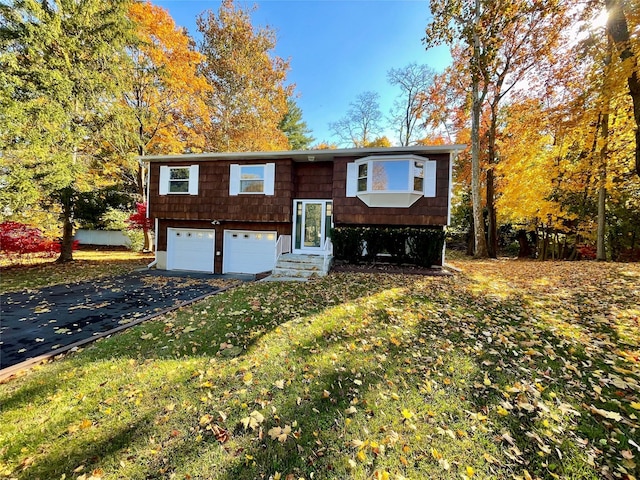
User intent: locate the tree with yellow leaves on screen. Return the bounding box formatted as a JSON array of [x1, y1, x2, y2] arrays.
[[197, 0, 292, 152]]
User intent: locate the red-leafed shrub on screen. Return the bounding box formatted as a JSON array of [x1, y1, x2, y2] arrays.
[[577, 244, 597, 260], [0, 221, 78, 262], [127, 202, 152, 231]]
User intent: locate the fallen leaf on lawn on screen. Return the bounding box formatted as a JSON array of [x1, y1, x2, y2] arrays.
[[345, 406, 357, 415], [199, 414, 213, 426], [273, 379, 285, 389], [589, 406, 623, 421], [241, 410, 265, 431], [268, 424, 291, 442], [211, 424, 230, 443], [621, 450, 634, 460]]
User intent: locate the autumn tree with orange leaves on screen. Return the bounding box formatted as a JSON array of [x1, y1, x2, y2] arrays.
[[105, 1, 211, 251], [197, 0, 292, 152]]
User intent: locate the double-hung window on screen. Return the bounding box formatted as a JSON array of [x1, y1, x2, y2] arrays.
[[159, 165, 199, 195], [168, 167, 190, 193], [229, 163, 276, 196], [239, 165, 265, 193]]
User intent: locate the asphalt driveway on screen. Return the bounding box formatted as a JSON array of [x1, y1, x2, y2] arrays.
[[0, 270, 250, 370]]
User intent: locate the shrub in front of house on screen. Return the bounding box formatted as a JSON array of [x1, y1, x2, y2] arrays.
[[331, 227, 364, 263], [332, 226, 445, 267]]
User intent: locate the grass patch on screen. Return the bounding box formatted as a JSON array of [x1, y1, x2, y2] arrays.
[[1, 260, 639, 479], [0, 249, 154, 293]]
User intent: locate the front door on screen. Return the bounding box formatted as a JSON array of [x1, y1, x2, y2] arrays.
[[293, 200, 332, 254]]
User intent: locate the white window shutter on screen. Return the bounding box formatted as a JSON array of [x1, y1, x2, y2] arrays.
[[424, 161, 437, 197], [264, 163, 275, 196], [159, 166, 169, 195], [188, 165, 199, 195], [346, 163, 357, 197], [229, 164, 240, 196]]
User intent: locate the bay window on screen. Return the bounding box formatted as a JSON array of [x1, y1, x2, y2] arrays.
[[348, 155, 436, 207]]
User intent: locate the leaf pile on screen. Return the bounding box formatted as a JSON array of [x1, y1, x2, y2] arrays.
[[0, 259, 638, 479]]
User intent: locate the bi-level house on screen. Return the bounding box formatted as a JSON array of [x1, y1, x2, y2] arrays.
[[144, 145, 464, 276]]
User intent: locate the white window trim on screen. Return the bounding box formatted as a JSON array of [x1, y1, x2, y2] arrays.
[[229, 163, 275, 196], [346, 155, 437, 207], [159, 165, 199, 195]]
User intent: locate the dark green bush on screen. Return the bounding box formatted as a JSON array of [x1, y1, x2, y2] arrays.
[[332, 226, 445, 267], [332, 227, 364, 263], [382, 228, 409, 264], [362, 227, 385, 262], [407, 228, 446, 267]]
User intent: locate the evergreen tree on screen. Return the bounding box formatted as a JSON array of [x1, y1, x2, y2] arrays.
[[0, 0, 134, 262], [279, 98, 315, 150]]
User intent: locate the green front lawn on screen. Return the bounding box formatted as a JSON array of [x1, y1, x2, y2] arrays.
[[1, 260, 639, 479]]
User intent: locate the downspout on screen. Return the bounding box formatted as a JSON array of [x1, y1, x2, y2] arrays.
[[147, 217, 159, 269], [146, 161, 158, 269]]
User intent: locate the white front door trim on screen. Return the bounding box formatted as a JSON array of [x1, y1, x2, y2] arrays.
[[292, 199, 333, 255]]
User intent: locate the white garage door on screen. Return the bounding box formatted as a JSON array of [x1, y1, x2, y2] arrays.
[[223, 230, 277, 274], [167, 228, 215, 273]]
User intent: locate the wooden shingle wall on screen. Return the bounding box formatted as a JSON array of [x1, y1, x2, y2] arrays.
[[332, 154, 450, 226], [148, 159, 294, 223], [293, 162, 333, 199]]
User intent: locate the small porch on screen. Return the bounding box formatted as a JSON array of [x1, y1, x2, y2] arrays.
[[265, 199, 334, 281], [268, 232, 333, 281]]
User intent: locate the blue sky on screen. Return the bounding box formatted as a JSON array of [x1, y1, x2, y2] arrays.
[[154, 0, 452, 146]]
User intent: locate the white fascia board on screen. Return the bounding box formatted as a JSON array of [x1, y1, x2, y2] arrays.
[[139, 145, 467, 163]]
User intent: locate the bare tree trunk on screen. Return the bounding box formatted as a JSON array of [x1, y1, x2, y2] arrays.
[[516, 229, 531, 258], [606, 0, 640, 176], [137, 128, 153, 252], [56, 187, 75, 263], [466, 220, 475, 256], [597, 110, 608, 261], [486, 168, 497, 258], [470, 0, 488, 258]]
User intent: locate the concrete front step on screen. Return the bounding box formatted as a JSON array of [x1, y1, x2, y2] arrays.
[[270, 253, 331, 279], [272, 267, 319, 278]]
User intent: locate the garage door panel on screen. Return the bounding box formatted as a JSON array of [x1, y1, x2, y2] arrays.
[[167, 228, 215, 273], [223, 230, 276, 274]]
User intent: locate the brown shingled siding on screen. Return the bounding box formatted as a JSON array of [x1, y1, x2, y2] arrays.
[[148, 159, 294, 223], [149, 152, 451, 229], [331, 154, 450, 226], [293, 162, 333, 199]]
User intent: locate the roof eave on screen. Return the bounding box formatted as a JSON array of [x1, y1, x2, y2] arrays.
[[139, 145, 467, 163]]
